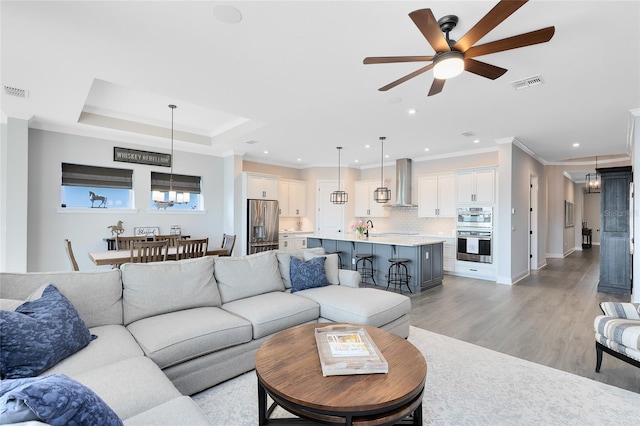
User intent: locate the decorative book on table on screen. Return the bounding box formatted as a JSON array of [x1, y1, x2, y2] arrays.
[[314, 324, 388, 376]]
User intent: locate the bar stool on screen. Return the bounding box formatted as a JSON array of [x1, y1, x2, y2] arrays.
[[355, 253, 376, 286], [386, 258, 412, 293], [325, 251, 343, 269]]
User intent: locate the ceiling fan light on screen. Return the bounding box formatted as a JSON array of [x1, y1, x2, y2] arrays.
[[433, 51, 464, 79]]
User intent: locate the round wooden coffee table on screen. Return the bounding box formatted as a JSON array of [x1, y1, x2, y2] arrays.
[[255, 323, 427, 425]]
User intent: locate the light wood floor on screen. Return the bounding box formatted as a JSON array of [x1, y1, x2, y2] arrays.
[[406, 247, 640, 393]]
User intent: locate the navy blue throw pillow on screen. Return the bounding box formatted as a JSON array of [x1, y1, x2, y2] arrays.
[[290, 256, 330, 293], [0, 284, 94, 379], [0, 374, 123, 426]]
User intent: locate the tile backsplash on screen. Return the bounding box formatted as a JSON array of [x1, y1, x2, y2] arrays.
[[355, 207, 456, 237]]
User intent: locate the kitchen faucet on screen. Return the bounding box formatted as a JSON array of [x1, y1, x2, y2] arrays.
[[365, 220, 374, 237]]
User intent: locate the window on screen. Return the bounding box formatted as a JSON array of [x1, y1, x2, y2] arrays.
[[61, 163, 133, 209], [150, 172, 201, 210]]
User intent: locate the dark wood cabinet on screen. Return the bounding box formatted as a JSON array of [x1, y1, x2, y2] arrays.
[[598, 166, 632, 294]]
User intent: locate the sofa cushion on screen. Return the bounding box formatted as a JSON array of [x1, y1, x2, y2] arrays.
[[71, 356, 182, 421], [123, 396, 212, 426], [0, 270, 123, 328], [121, 256, 221, 325], [276, 248, 324, 289], [1, 285, 94, 379], [303, 252, 340, 285], [0, 374, 123, 426], [41, 325, 144, 377], [126, 307, 253, 369], [214, 251, 284, 303], [222, 292, 320, 339], [600, 302, 640, 319], [290, 256, 330, 293], [594, 316, 640, 351], [296, 286, 411, 327]]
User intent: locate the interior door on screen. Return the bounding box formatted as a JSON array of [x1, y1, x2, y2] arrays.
[[316, 180, 344, 234]]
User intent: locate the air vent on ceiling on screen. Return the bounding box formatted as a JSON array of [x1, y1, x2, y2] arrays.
[[245, 140, 259, 145], [4, 85, 28, 98], [511, 75, 544, 91], [461, 131, 476, 138]]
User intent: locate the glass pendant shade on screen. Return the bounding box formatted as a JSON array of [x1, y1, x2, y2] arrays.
[[374, 136, 391, 203], [330, 146, 348, 205], [585, 172, 601, 193], [585, 156, 601, 194], [433, 51, 464, 79]]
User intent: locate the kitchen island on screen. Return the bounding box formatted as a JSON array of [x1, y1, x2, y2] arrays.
[[307, 234, 444, 293]]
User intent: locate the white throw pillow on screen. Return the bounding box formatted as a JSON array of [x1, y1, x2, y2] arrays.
[[303, 251, 339, 285]]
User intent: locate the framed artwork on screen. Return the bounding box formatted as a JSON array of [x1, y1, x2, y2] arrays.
[[133, 226, 160, 236], [564, 201, 574, 228]]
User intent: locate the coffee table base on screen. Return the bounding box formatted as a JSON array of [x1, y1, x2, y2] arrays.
[[258, 379, 423, 426]]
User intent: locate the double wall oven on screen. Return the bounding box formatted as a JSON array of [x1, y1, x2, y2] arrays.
[[456, 207, 493, 264]]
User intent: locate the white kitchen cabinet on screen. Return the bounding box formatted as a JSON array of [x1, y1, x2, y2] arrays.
[[245, 173, 278, 200], [456, 168, 495, 204], [279, 233, 309, 251], [443, 239, 455, 272], [354, 179, 390, 218], [279, 179, 306, 217], [418, 174, 456, 217]]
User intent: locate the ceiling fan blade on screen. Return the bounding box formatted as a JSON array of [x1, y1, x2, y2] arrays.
[[453, 0, 529, 52], [364, 56, 434, 64], [409, 9, 450, 52], [378, 63, 434, 91], [464, 27, 555, 58], [464, 59, 508, 80], [428, 79, 446, 96]]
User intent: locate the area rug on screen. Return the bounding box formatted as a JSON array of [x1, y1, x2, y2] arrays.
[[193, 326, 640, 425]]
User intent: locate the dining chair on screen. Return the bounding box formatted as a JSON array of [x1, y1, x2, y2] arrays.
[[177, 238, 209, 260], [130, 241, 169, 263], [220, 234, 236, 256], [115, 235, 148, 250], [64, 239, 79, 271], [153, 234, 181, 248]]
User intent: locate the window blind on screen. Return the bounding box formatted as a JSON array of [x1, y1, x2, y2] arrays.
[[151, 172, 201, 194], [62, 163, 133, 189]]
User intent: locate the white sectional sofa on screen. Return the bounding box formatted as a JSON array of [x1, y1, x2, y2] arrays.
[[0, 248, 411, 425]]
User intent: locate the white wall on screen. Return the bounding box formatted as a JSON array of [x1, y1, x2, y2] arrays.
[[26, 129, 225, 272]]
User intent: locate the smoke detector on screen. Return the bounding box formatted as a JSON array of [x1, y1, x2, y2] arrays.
[[3, 85, 28, 98], [511, 75, 544, 91]]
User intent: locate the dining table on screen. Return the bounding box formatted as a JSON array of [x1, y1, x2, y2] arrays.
[[88, 247, 228, 267]]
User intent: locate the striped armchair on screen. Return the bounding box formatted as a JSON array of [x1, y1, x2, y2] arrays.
[[594, 302, 640, 372]]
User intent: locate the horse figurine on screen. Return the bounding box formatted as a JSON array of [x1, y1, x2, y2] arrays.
[[107, 220, 124, 236], [89, 191, 107, 208]]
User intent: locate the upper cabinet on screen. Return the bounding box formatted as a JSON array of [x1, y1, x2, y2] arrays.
[[418, 174, 456, 217], [278, 179, 307, 217], [354, 179, 390, 217], [244, 173, 279, 200], [456, 168, 495, 205]]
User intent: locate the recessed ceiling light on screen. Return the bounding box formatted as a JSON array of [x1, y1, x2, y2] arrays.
[[385, 154, 389, 158], [354, 159, 359, 163], [473, 139, 480, 144], [408, 109, 417, 115], [572, 143, 580, 147], [424, 148, 430, 152], [297, 158, 302, 162], [212, 5, 242, 24], [263, 150, 269, 154], [365, 144, 370, 149]]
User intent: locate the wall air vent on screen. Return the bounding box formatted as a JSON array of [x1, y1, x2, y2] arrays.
[[3, 85, 28, 98], [511, 75, 544, 91]]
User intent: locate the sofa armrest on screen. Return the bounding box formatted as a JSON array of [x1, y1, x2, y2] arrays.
[[600, 302, 640, 319], [338, 269, 361, 288]]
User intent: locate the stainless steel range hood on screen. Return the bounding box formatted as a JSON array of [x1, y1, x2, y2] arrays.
[[391, 158, 416, 207]]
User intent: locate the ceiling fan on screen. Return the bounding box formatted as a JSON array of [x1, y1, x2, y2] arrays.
[[363, 0, 555, 96]]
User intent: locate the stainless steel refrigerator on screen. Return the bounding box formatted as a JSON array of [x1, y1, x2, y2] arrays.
[[247, 199, 279, 254]]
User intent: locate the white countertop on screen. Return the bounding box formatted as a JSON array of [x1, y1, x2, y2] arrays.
[[307, 233, 446, 247], [279, 230, 313, 234]]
